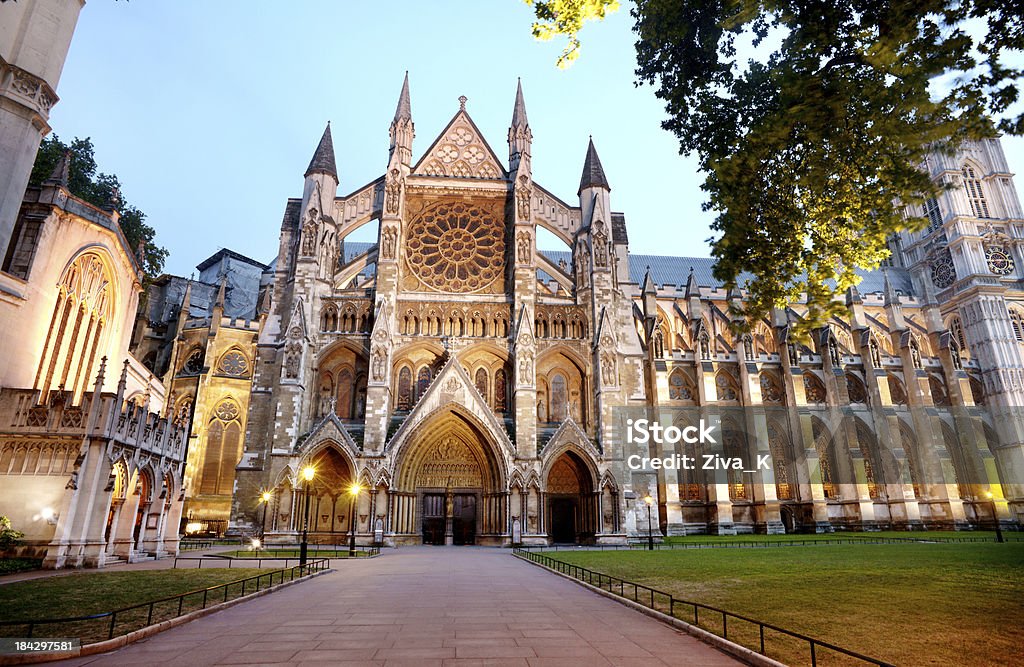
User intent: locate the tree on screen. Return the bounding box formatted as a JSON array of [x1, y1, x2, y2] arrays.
[[528, 1, 1022, 336], [30, 135, 168, 279], [0, 516, 24, 550]]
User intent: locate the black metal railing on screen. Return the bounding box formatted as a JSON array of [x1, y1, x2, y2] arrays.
[[513, 549, 894, 667], [519, 534, 1021, 552], [0, 559, 329, 644]]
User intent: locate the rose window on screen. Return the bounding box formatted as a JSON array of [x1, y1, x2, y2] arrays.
[[406, 201, 504, 293], [218, 351, 249, 377], [214, 401, 239, 421]]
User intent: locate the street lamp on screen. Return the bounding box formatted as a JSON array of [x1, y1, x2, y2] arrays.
[[348, 482, 363, 557], [258, 490, 272, 539], [644, 494, 655, 551], [299, 466, 315, 566], [985, 491, 1004, 543]]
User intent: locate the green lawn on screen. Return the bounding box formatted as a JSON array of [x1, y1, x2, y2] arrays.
[[0, 568, 268, 643], [660, 530, 1008, 545], [550, 543, 1024, 666]]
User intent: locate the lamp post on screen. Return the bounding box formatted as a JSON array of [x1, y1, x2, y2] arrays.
[[299, 466, 315, 566], [348, 482, 363, 557], [644, 494, 655, 551], [259, 491, 272, 540], [985, 491, 1004, 543]]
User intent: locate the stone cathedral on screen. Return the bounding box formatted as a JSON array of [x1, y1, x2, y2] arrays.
[[126, 77, 1024, 547]]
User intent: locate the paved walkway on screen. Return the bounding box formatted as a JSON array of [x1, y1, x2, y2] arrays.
[[54, 547, 739, 666]]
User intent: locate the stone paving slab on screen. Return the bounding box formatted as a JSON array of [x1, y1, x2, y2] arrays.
[[52, 546, 741, 666]]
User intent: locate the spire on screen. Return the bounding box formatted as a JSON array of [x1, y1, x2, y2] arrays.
[[389, 73, 415, 166], [394, 71, 411, 123], [845, 284, 862, 305], [305, 123, 338, 180], [45, 150, 71, 187], [508, 78, 533, 173], [511, 78, 528, 128], [882, 269, 899, 306], [641, 266, 657, 297], [578, 137, 610, 195], [684, 266, 699, 298]]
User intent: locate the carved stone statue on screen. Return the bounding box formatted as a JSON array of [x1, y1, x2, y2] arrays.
[[517, 189, 531, 220], [371, 346, 387, 381], [284, 343, 301, 379], [593, 232, 607, 268], [381, 226, 396, 260], [911, 341, 922, 369], [519, 358, 531, 383], [301, 220, 317, 256], [601, 353, 615, 385], [869, 338, 881, 367], [516, 231, 531, 264], [828, 337, 841, 367], [385, 170, 402, 214]]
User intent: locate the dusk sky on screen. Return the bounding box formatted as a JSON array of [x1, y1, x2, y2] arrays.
[[47, 1, 1024, 278]]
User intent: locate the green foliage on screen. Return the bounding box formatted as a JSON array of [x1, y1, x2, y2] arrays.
[[30, 135, 168, 279], [525, 0, 620, 68], [0, 516, 24, 549], [0, 559, 42, 575], [527, 1, 1023, 337]]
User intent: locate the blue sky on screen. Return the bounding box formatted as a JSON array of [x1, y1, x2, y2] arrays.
[[47, 1, 1024, 277]]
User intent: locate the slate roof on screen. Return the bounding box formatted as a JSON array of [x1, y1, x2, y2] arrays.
[[537, 251, 915, 297], [337, 243, 915, 299]]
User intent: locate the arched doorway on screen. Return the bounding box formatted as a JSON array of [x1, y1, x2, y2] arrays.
[[295, 445, 356, 538], [546, 450, 596, 544], [392, 407, 507, 545]]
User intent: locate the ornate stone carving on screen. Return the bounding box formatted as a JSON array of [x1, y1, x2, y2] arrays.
[[385, 169, 402, 214], [218, 351, 249, 377], [415, 438, 482, 488], [600, 352, 616, 386], [929, 248, 956, 288], [404, 198, 505, 293], [592, 222, 608, 268], [519, 358, 532, 383], [301, 207, 319, 257], [381, 226, 397, 260], [284, 342, 302, 379], [371, 346, 387, 382], [516, 231, 531, 264]]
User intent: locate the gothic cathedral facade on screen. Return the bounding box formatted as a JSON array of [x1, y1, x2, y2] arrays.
[[137, 77, 1023, 545]]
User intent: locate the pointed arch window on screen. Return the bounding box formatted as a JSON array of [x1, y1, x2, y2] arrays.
[[35, 251, 115, 401], [949, 316, 967, 351], [550, 373, 568, 421], [962, 164, 991, 218], [924, 197, 942, 232], [494, 368, 507, 412], [200, 399, 242, 496], [1010, 309, 1024, 342], [397, 367, 412, 410], [474, 367, 488, 403], [416, 366, 431, 400]]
